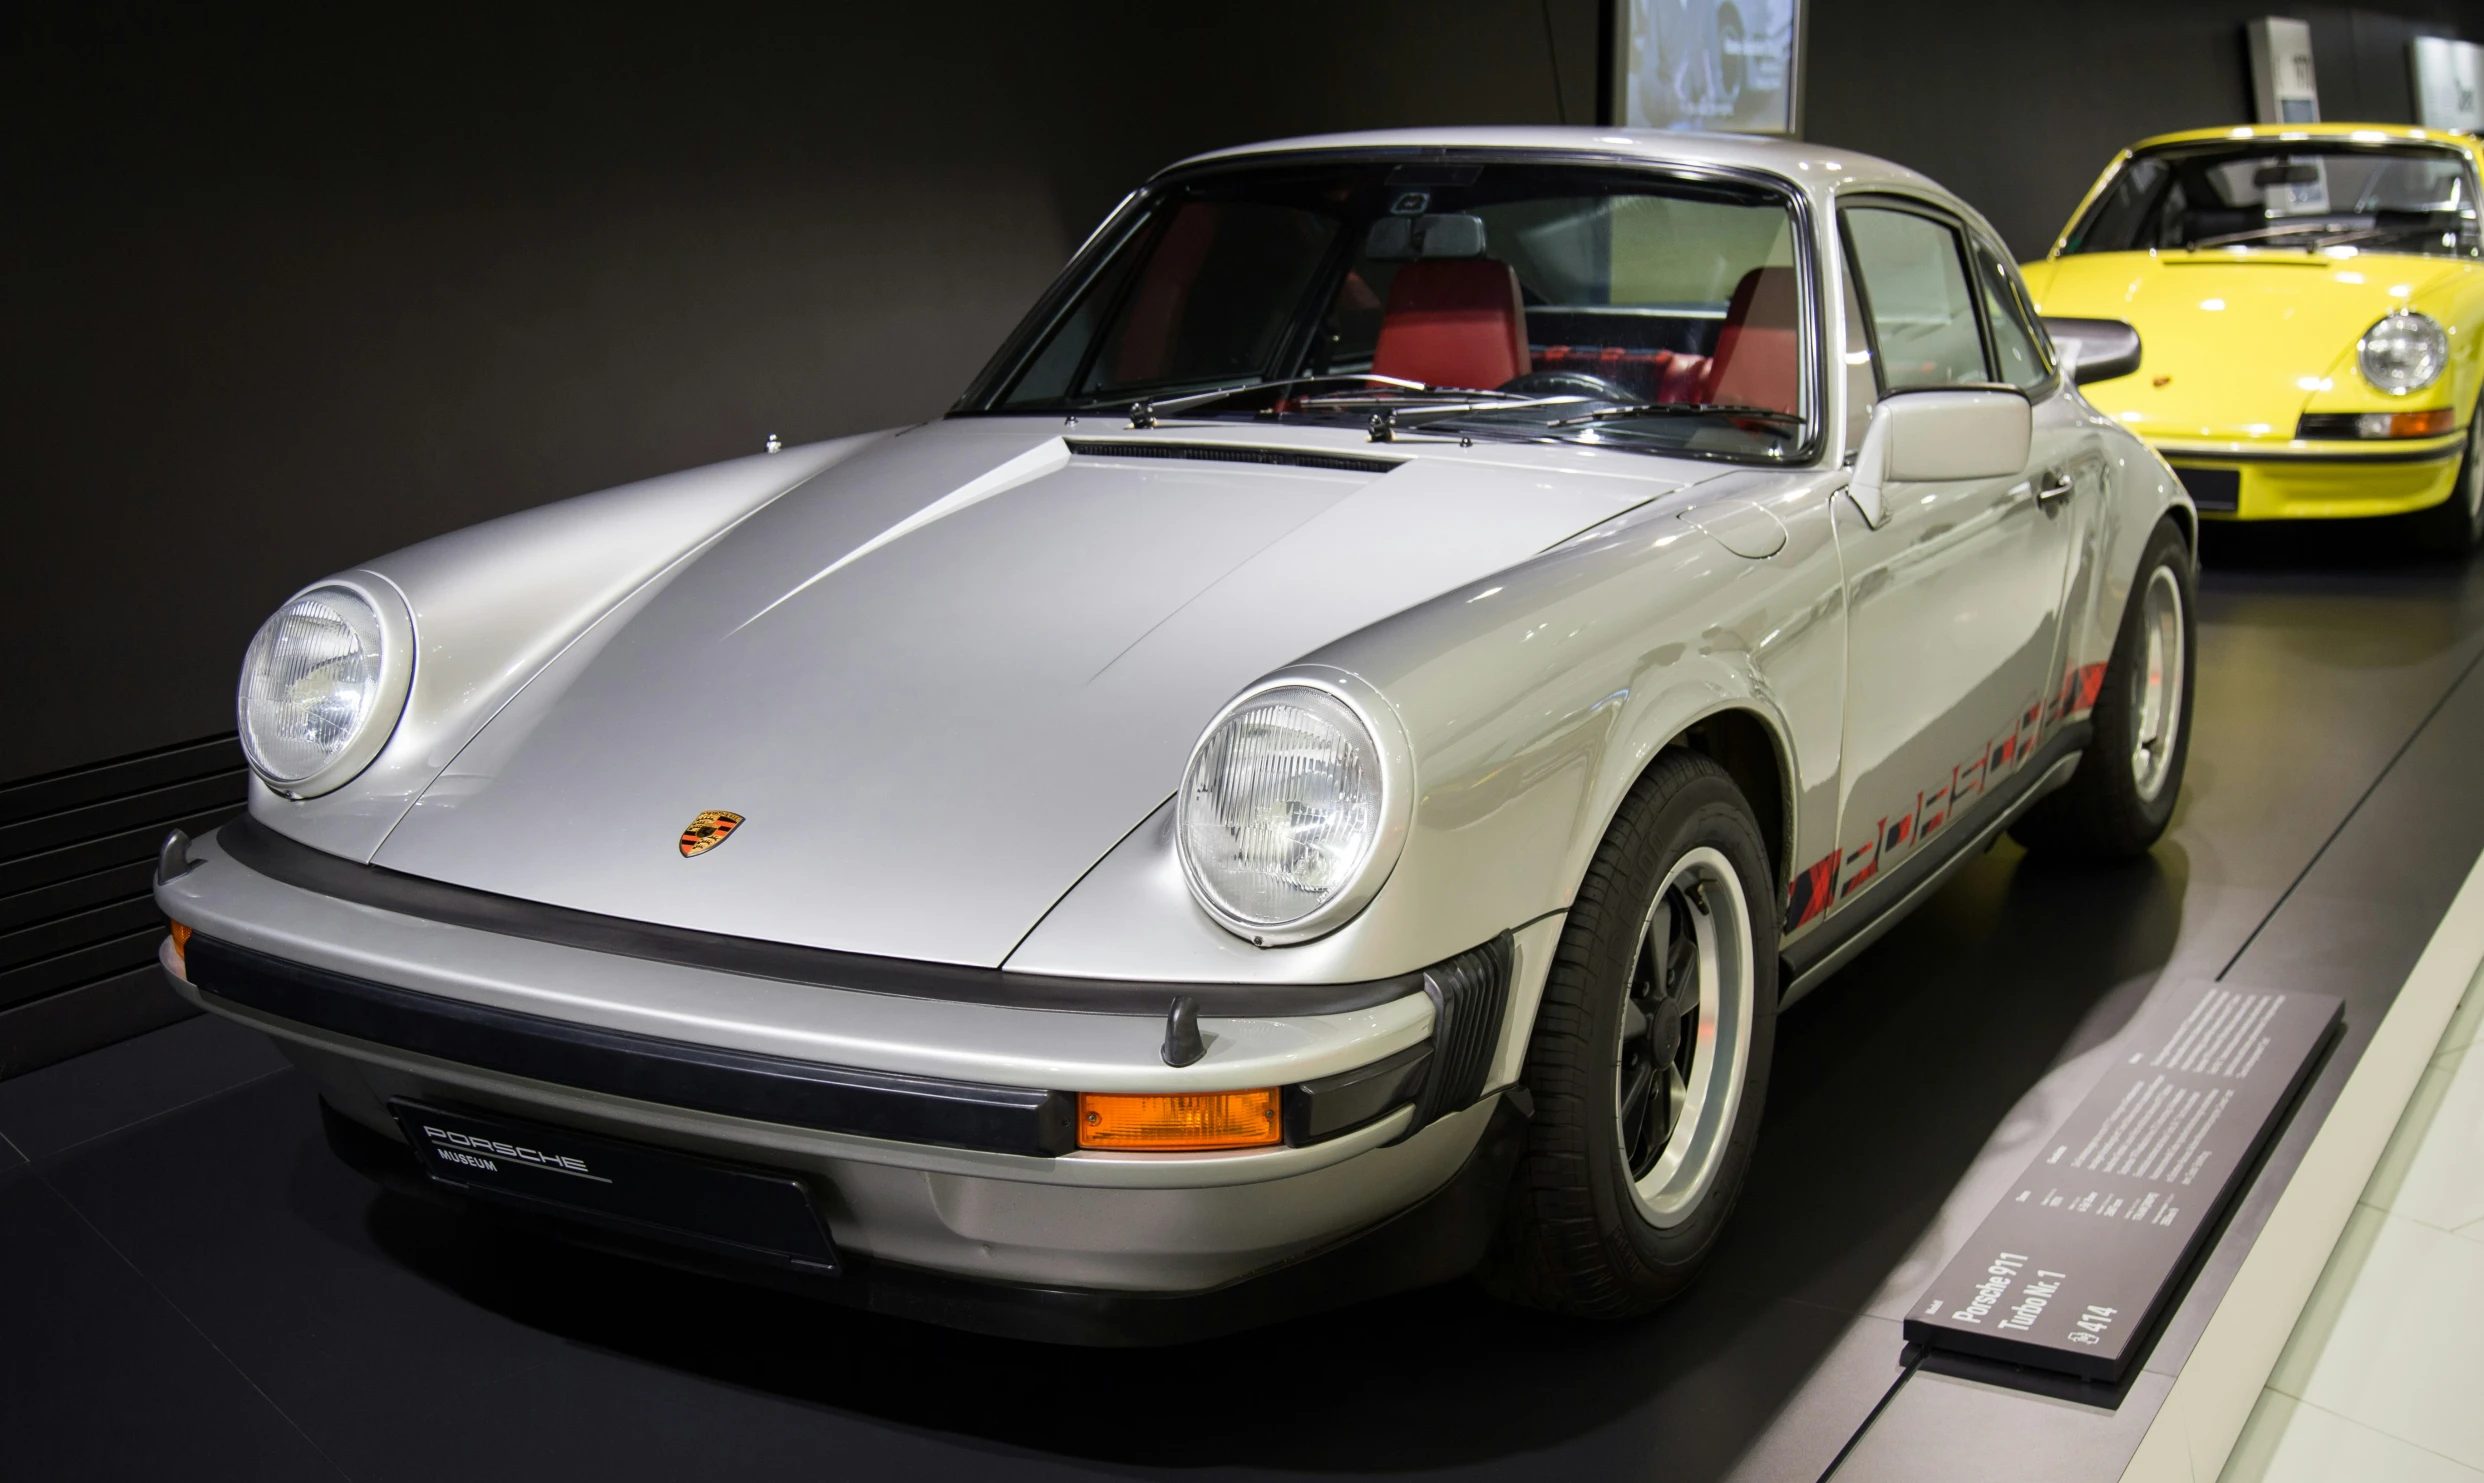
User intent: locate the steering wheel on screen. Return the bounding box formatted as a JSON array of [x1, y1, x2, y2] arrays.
[[1498, 369, 1638, 403]]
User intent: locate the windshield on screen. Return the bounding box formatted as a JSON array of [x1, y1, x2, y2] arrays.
[[962, 160, 1812, 462], [2062, 141, 2480, 259]]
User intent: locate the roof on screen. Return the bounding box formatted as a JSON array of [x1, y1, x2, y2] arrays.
[[2128, 122, 2484, 161], [1161, 126, 1943, 199]]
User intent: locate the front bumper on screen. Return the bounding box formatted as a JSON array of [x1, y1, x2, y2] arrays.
[[156, 822, 1529, 1312], [2154, 433, 2466, 520]]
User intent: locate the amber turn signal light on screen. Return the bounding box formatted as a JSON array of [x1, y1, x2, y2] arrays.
[[166, 920, 193, 968], [2301, 408, 2459, 439], [2385, 408, 2458, 438], [1076, 1089, 1282, 1151]]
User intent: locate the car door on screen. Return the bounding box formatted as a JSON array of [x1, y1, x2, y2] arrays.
[[1811, 199, 2080, 924]]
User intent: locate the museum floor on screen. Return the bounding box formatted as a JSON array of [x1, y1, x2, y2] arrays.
[[5, 524, 2484, 1483], [2224, 956, 2484, 1482]]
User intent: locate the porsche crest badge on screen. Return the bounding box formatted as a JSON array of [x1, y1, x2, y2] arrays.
[[679, 810, 744, 858]]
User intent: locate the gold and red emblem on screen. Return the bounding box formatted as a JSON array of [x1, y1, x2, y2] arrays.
[[678, 810, 744, 858]]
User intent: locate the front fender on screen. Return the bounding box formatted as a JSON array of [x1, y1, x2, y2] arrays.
[[249, 433, 887, 861], [2069, 424, 2189, 691], [1009, 475, 1847, 991]]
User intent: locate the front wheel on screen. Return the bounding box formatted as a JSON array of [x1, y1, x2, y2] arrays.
[[2411, 402, 2484, 559], [1487, 751, 1777, 1317], [2012, 516, 2196, 861]]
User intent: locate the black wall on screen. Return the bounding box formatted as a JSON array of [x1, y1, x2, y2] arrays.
[[2, 4, 1603, 785], [5, 1, 2475, 788]]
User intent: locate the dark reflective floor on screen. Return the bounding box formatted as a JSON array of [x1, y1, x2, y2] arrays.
[[7, 525, 2483, 1483]]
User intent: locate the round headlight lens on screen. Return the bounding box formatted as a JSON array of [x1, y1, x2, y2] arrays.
[[1178, 686, 1386, 930], [2358, 311, 2448, 395], [238, 587, 388, 785]]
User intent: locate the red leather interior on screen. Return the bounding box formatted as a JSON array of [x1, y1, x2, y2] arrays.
[[1657, 352, 1711, 404], [1371, 260, 1532, 391], [1705, 266, 1800, 413]]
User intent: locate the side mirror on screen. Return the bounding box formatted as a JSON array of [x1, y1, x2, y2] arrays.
[[1847, 387, 2033, 527], [2041, 316, 2144, 385]]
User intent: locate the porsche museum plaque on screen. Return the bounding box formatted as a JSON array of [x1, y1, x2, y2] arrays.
[[1903, 981, 2341, 1383]]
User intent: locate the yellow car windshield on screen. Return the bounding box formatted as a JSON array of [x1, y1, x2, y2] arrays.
[[2064, 142, 2478, 259]]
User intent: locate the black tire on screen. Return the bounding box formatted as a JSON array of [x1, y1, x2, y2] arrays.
[[1487, 750, 1777, 1317], [2011, 516, 2196, 861], [2411, 402, 2484, 559]]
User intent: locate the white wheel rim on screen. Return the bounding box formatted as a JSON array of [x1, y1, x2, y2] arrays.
[[1615, 846, 1755, 1228], [2131, 564, 2185, 803]]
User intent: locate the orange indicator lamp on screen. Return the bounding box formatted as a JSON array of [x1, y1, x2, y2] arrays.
[[1076, 1088, 1282, 1151]]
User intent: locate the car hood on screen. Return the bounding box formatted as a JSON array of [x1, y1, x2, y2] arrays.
[[2022, 250, 2468, 439], [371, 418, 1698, 967]]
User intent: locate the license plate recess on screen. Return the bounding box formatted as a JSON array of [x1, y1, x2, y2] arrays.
[[389, 1099, 838, 1273]]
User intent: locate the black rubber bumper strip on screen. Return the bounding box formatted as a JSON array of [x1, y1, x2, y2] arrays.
[[213, 815, 1422, 1017], [187, 935, 1081, 1156], [2162, 443, 2463, 466]]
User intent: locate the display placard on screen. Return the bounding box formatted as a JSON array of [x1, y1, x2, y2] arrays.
[[1902, 981, 2340, 1383]]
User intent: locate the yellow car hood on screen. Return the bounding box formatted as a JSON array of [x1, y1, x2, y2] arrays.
[[2021, 251, 2467, 440]]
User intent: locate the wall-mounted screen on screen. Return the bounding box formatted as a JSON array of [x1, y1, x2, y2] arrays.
[[1613, 0, 1801, 135]]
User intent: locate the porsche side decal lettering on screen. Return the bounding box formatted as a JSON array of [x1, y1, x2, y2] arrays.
[[1787, 851, 1840, 931], [679, 810, 745, 858], [1792, 686, 2056, 933], [2055, 661, 2108, 721]]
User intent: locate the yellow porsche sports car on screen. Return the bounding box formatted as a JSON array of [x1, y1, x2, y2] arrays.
[[2023, 123, 2484, 553]]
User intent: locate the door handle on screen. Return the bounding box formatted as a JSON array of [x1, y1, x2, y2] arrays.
[[2035, 471, 2074, 508]]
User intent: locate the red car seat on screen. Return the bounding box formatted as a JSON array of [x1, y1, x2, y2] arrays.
[[1656, 351, 1711, 403], [1371, 259, 1532, 391], [1703, 266, 1800, 412]]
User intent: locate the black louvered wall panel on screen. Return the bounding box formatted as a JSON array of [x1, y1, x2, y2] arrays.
[[0, 735, 248, 1077]]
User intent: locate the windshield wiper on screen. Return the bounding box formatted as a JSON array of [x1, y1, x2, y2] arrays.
[[1128, 374, 1436, 427], [1546, 401, 1802, 429], [1126, 376, 1559, 428], [2189, 219, 2367, 249], [1362, 397, 1592, 442]]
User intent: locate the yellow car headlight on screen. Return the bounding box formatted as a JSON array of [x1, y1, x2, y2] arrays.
[[2358, 311, 2448, 395]]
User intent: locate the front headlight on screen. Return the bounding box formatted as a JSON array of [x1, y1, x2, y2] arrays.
[[237, 582, 411, 796], [1176, 679, 1410, 944], [2358, 311, 2448, 395]]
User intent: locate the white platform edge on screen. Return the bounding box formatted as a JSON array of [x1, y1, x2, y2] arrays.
[[2119, 843, 2484, 1483]]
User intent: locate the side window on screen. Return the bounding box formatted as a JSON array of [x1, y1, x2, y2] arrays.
[[1840, 247, 1877, 448], [1843, 207, 1990, 390], [1971, 241, 2053, 394]]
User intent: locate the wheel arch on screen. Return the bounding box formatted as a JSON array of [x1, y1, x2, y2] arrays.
[[1673, 706, 1791, 885], [2163, 498, 2196, 561], [1569, 694, 1803, 921]]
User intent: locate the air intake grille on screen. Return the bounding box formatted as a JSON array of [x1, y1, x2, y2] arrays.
[[1413, 931, 1513, 1128], [1065, 440, 1402, 475]]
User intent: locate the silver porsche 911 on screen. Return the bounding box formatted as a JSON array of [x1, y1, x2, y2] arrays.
[[156, 127, 2192, 1343]]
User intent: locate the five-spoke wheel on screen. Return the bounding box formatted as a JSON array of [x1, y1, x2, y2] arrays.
[[1492, 751, 1776, 1317], [1615, 847, 1754, 1229]]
